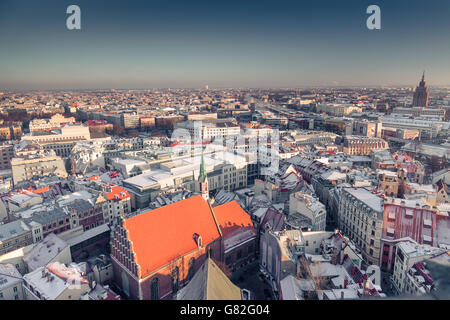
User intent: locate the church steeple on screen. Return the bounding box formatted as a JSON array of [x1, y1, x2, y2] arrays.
[[198, 146, 209, 201], [199, 147, 207, 183]]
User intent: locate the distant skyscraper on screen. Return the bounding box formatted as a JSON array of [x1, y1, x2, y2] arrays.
[[205, 85, 209, 90], [412, 72, 429, 107]]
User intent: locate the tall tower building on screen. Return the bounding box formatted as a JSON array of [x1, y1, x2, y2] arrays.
[[412, 72, 429, 107], [197, 147, 209, 201]]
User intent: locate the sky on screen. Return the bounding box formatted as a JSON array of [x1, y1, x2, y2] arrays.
[[0, 0, 449, 89]]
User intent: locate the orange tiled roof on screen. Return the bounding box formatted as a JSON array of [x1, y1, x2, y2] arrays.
[[32, 186, 50, 194], [105, 185, 130, 201], [123, 195, 221, 278], [213, 200, 256, 239]]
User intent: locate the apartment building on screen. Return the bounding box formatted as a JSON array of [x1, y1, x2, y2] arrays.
[[338, 187, 384, 266], [174, 120, 240, 142], [23, 262, 90, 300], [139, 116, 155, 129], [392, 107, 446, 121], [380, 197, 450, 272], [121, 113, 140, 129], [11, 150, 67, 186], [0, 263, 24, 300], [376, 170, 399, 197], [288, 192, 327, 231], [391, 241, 445, 295], [0, 142, 15, 170], [351, 120, 382, 138], [22, 124, 91, 157], [0, 220, 34, 256], [29, 114, 76, 133], [101, 185, 131, 226], [0, 122, 22, 141], [342, 136, 389, 155], [316, 103, 362, 117]]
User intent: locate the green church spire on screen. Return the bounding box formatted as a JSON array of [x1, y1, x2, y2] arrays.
[[199, 146, 207, 182]]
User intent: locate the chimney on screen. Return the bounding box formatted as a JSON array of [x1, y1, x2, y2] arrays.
[[340, 291, 345, 299]]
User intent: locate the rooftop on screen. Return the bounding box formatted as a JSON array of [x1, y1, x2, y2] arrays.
[[123, 195, 221, 278], [176, 258, 242, 300], [213, 200, 256, 252], [23, 233, 69, 271], [0, 263, 22, 291], [343, 187, 384, 213], [0, 220, 30, 241]]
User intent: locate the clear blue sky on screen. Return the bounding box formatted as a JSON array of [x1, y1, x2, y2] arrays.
[[0, 0, 449, 89]]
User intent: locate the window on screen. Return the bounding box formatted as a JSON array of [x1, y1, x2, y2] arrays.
[[208, 247, 213, 259], [237, 249, 242, 260], [171, 267, 179, 294], [188, 258, 196, 281], [150, 278, 159, 300], [226, 256, 232, 266]]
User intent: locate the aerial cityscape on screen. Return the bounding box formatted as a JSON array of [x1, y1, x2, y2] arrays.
[[0, 0, 449, 306]]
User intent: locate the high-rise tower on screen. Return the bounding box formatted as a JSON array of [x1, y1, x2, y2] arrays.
[[412, 72, 429, 107]]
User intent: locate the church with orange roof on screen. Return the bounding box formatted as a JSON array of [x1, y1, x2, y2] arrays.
[[110, 159, 257, 300]]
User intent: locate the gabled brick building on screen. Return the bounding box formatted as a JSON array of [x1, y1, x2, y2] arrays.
[[110, 195, 222, 300], [110, 195, 256, 300]]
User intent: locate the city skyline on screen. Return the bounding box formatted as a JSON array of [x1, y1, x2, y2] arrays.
[[0, 0, 449, 89]]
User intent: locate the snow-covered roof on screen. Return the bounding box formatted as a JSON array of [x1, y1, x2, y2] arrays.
[[24, 233, 69, 271], [23, 262, 89, 300], [0, 220, 30, 242], [398, 241, 445, 259], [56, 190, 93, 206], [343, 187, 384, 213], [0, 263, 22, 291]]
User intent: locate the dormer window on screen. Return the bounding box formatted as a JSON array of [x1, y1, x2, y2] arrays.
[[192, 233, 202, 247]]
